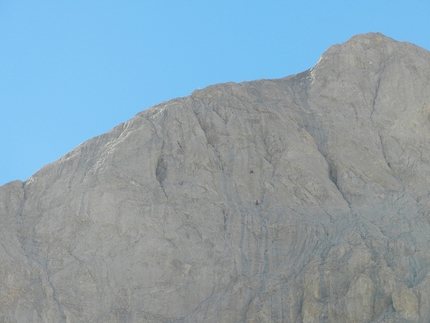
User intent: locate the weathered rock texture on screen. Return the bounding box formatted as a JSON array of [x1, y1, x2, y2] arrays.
[[2, 33, 430, 322]]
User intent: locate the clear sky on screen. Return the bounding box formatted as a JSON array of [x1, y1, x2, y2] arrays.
[[1, 1, 430, 185]]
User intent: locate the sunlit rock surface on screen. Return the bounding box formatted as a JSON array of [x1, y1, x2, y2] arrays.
[[2, 33, 430, 322]]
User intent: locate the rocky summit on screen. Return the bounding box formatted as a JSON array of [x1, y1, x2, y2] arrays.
[[2, 32, 430, 322]]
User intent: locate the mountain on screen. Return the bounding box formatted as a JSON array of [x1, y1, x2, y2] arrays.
[[2, 32, 430, 322]]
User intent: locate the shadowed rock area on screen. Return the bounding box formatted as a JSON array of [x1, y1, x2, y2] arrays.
[[2, 32, 430, 322]]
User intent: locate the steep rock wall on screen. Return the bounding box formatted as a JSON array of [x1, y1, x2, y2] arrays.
[[1, 33, 430, 322]]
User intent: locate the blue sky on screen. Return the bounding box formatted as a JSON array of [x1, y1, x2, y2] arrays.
[[1, 1, 430, 185]]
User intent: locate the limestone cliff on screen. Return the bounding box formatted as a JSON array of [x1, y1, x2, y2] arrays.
[[2, 32, 430, 322]]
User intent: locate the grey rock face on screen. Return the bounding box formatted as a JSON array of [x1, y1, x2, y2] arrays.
[[2, 32, 430, 322]]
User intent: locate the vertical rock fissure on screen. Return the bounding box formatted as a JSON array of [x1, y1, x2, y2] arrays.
[[299, 115, 352, 209]]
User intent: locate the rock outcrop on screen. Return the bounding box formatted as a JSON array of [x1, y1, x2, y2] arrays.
[[2, 32, 430, 322]]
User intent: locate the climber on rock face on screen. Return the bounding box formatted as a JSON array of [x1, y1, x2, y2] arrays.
[[256, 199, 259, 205]]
